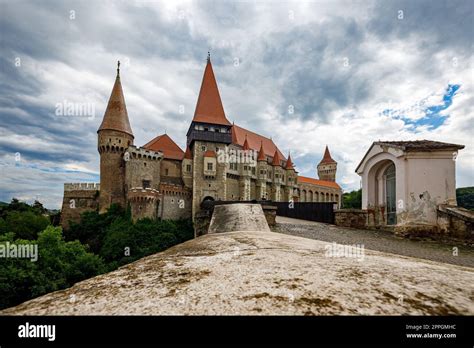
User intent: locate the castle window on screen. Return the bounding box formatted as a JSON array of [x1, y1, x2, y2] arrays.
[[109, 138, 111, 142], [186, 164, 191, 172], [144, 162, 147, 167], [252, 167, 255, 175], [165, 168, 169, 176], [204, 127, 209, 131], [201, 145, 206, 151], [207, 162, 213, 171], [119, 139, 121, 143], [214, 128, 219, 132], [142, 180, 151, 189]]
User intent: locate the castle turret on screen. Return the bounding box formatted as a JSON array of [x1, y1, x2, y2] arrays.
[[187, 53, 232, 218], [317, 145, 337, 182], [256, 141, 268, 200], [97, 61, 134, 212], [271, 149, 283, 201], [284, 152, 297, 201]]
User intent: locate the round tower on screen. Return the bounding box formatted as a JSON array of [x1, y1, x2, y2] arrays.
[[97, 61, 134, 212], [317, 145, 337, 182]]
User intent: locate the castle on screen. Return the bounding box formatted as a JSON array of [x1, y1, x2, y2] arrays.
[[60, 56, 342, 227]]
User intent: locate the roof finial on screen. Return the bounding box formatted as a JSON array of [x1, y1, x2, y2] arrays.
[[117, 60, 120, 77], [207, 51, 210, 63]]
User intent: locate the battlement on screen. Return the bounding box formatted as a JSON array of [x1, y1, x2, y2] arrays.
[[64, 183, 100, 191], [159, 183, 192, 197], [125, 145, 163, 161], [127, 187, 161, 202]]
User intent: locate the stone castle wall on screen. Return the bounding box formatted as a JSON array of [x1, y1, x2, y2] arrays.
[[125, 146, 162, 191], [159, 183, 192, 220], [60, 183, 100, 229]]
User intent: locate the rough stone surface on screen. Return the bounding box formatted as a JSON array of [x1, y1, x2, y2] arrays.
[[2, 231, 473, 315], [335, 209, 367, 228], [262, 205, 277, 227], [437, 205, 474, 242], [208, 203, 270, 233]]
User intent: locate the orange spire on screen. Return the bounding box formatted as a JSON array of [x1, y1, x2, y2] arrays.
[[319, 145, 336, 164], [285, 152, 294, 170], [184, 145, 192, 159], [98, 61, 133, 137], [272, 149, 282, 166], [192, 55, 231, 126], [257, 141, 266, 161], [242, 134, 250, 150]]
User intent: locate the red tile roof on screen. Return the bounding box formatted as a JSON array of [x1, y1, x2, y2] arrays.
[[183, 145, 192, 159], [297, 176, 341, 189], [319, 145, 336, 164], [203, 150, 217, 158], [143, 134, 184, 160], [98, 70, 134, 137], [231, 124, 285, 160], [192, 58, 231, 126]]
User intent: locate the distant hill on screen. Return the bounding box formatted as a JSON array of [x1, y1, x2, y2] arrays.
[[457, 187, 474, 210]]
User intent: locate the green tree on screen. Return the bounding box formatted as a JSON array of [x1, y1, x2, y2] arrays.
[[0, 211, 49, 239], [65, 204, 126, 253], [0, 226, 105, 310], [457, 187, 474, 210], [342, 189, 362, 209]]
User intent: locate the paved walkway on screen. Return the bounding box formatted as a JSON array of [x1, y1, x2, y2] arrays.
[[272, 216, 474, 268]]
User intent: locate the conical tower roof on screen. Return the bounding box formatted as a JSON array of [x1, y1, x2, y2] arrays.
[[192, 54, 231, 126], [242, 135, 250, 150], [272, 149, 282, 166], [257, 141, 266, 161], [98, 61, 133, 137], [319, 145, 336, 164], [285, 152, 295, 170]]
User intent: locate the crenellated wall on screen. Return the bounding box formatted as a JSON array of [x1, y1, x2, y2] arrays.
[[60, 183, 100, 229]]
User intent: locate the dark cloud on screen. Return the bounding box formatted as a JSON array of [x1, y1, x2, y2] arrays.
[[368, 0, 473, 53], [0, 0, 471, 207]]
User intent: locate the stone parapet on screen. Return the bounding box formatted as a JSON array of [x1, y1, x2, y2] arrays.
[[335, 209, 368, 229], [64, 183, 100, 191]]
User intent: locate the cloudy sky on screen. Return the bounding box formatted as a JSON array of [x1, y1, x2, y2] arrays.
[[0, 0, 473, 208]]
